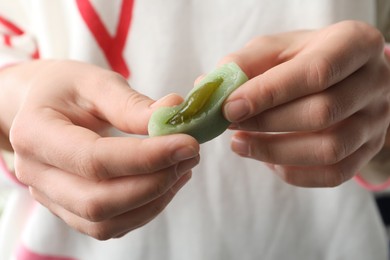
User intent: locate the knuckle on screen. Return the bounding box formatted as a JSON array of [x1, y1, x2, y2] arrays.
[[280, 171, 297, 186], [76, 155, 107, 180], [306, 55, 338, 91], [123, 89, 149, 116], [368, 136, 386, 159], [317, 136, 346, 165], [337, 21, 384, 57], [82, 140, 110, 180], [151, 175, 172, 198], [275, 166, 300, 186], [13, 156, 30, 184], [345, 21, 384, 52], [257, 142, 274, 163], [150, 203, 165, 217], [264, 85, 277, 109], [138, 147, 162, 173], [89, 161, 110, 180], [9, 118, 33, 156], [323, 166, 345, 187], [80, 196, 106, 222], [367, 29, 384, 54], [150, 196, 170, 217], [307, 97, 337, 130], [256, 76, 277, 108], [88, 224, 114, 241]]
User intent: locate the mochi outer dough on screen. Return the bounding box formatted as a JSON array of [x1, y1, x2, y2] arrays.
[[148, 62, 248, 144]]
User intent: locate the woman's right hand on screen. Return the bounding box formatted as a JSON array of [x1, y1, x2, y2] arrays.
[[0, 60, 200, 240]]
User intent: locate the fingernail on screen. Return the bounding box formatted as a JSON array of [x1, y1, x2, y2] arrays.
[[176, 156, 200, 177], [224, 99, 250, 122], [231, 135, 250, 156], [173, 146, 198, 162], [151, 93, 183, 108]]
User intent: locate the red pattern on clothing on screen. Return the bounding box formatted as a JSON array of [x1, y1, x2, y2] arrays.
[[385, 44, 390, 58], [0, 15, 40, 59], [0, 16, 24, 35], [76, 0, 134, 78], [353, 45, 390, 192], [3, 34, 11, 46], [16, 243, 77, 260], [0, 16, 23, 48]]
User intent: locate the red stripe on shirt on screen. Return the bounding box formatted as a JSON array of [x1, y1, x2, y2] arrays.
[[76, 0, 133, 78], [0, 16, 24, 35], [31, 47, 40, 59], [16, 243, 77, 260], [0, 15, 40, 60], [3, 34, 11, 46], [385, 44, 390, 58]]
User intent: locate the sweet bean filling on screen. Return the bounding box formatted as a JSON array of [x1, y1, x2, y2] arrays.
[[166, 77, 224, 125]]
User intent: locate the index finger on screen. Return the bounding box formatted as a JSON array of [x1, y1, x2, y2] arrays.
[[223, 21, 384, 122], [11, 111, 199, 180]]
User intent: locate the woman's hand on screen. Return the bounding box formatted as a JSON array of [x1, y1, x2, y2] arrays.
[[221, 21, 390, 187], [0, 60, 199, 240]]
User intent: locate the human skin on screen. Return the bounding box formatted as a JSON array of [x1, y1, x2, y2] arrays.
[[222, 21, 390, 187], [0, 60, 200, 240], [0, 20, 389, 240]]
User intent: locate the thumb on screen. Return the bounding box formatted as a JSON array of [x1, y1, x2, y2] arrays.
[[92, 78, 183, 134], [150, 93, 184, 110]]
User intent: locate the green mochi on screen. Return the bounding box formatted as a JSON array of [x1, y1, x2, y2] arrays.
[[148, 62, 248, 143]]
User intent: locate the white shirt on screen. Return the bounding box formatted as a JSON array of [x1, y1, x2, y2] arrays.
[[0, 1, 387, 259]]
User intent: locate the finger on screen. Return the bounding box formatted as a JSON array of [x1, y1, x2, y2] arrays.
[[24, 156, 198, 222], [272, 139, 384, 187], [224, 21, 384, 122], [89, 135, 199, 179], [30, 173, 192, 240], [150, 93, 184, 109], [12, 108, 199, 179], [91, 83, 184, 135], [230, 110, 385, 166], [68, 65, 183, 135], [41, 61, 183, 135], [231, 64, 375, 132], [218, 31, 310, 78]]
